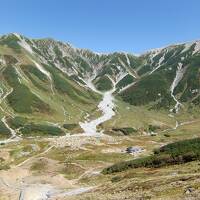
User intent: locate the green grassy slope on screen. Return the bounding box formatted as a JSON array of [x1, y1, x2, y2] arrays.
[[0, 34, 199, 137], [0, 34, 101, 136], [3, 66, 50, 113], [119, 45, 200, 110]]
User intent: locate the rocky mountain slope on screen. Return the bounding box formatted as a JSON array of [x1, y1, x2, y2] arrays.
[[0, 33, 200, 139]]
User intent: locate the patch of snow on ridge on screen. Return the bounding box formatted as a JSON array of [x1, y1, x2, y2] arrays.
[[58, 44, 69, 57], [14, 34, 34, 54], [181, 42, 193, 53], [56, 63, 78, 77], [31, 59, 54, 94], [48, 45, 57, 60], [170, 63, 186, 113], [0, 57, 6, 65], [125, 53, 130, 65], [119, 82, 136, 93], [116, 71, 128, 84], [32, 60, 51, 81], [193, 41, 200, 55], [149, 51, 166, 74], [109, 65, 128, 85], [117, 59, 137, 79], [78, 70, 102, 94], [147, 48, 162, 64]]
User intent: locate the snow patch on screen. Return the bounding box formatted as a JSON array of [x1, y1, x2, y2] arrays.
[[170, 63, 186, 113], [193, 41, 200, 55], [125, 53, 130, 66], [115, 68, 128, 84], [181, 42, 193, 53], [79, 87, 116, 136], [148, 49, 162, 64], [16, 35, 34, 55], [119, 82, 136, 93], [31, 59, 54, 94], [149, 51, 166, 74], [78, 71, 101, 94], [0, 57, 6, 65]]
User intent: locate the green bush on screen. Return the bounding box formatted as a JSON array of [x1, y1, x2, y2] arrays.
[[94, 75, 113, 91], [102, 138, 200, 174], [8, 116, 27, 129], [21, 123, 64, 136], [148, 125, 160, 132], [112, 127, 137, 135], [111, 176, 122, 182], [63, 123, 78, 130], [164, 133, 170, 137], [0, 121, 10, 137]]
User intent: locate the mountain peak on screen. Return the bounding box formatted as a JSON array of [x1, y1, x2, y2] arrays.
[[1, 33, 200, 56]]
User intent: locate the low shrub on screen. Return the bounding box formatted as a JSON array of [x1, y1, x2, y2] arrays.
[[8, 116, 27, 129], [0, 121, 10, 137], [63, 123, 78, 130], [21, 123, 64, 136], [102, 138, 200, 174], [112, 127, 137, 135]]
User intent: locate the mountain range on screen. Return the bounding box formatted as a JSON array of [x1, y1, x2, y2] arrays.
[[0, 33, 200, 138]]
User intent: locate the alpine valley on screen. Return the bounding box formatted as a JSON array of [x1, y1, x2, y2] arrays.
[[0, 33, 200, 200]]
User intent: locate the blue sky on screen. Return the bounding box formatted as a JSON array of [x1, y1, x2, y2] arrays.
[[0, 0, 200, 53]]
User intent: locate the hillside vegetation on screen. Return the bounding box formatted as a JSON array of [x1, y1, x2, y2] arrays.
[[103, 138, 200, 174], [0, 33, 200, 138]]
